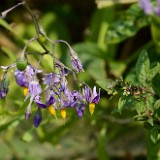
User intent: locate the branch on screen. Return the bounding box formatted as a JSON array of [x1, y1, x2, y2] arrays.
[[0, 1, 25, 18]]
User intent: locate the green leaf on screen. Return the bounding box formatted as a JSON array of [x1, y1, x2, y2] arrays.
[[96, 0, 138, 8], [96, 78, 122, 94], [136, 50, 150, 84], [118, 95, 134, 113], [0, 19, 12, 32], [21, 129, 34, 142], [0, 116, 22, 131], [97, 126, 109, 160], [134, 115, 148, 121], [154, 100, 160, 109], [118, 97, 126, 113], [1, 46, 17, 61], [134, 101, 146, 115], [148, 63, 160, 81], [152, 74, 160, 96], [3, 75, 10, 88], [151, 127, 159, 143], [106, 3, 149, 43]]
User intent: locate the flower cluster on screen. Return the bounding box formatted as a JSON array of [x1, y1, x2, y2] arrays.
[[139, 0, 160, 16], [0, 41, 100, 128]]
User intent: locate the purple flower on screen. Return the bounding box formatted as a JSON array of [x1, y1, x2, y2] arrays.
[[14, 69, 27, 87], [85, 86, 100, 116], [36, 92, 56, 109], [139, 0, 160, 16], [43, 73, 60, 86], [71, 57, 83, 73], [0, 88, 8, 99], [69, 47, 83, 72], [85, 86, 100, 104], [76, 100, 86, 118], [14, 65, 34, 87], [28, 77, 42, 100], [139, 0, 153, 15], [33, 108, 42, 128]]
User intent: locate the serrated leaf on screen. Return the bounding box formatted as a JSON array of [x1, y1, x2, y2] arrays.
[[136, 50, 150, 84]]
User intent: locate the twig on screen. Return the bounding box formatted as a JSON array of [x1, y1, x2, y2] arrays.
[[0, 1, 25, 18]]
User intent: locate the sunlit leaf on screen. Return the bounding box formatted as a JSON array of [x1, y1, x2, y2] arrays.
[[148, 63, 160, 81], [95, 0, 138, 8], [136, 50, 150, 84], [106, 3, 149, 43]]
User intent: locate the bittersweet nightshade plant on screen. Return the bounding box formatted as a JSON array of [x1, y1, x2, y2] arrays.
[[0, 1, 100, 128]]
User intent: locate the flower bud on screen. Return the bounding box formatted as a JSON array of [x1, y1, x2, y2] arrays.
[[0, 75, 9, 99], [33, 108, 42, 128]]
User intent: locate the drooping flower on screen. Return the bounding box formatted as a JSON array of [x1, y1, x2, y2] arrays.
[[69, 48, 84, 73], [43, 73, 60, 86], [14, 65, 34, 96], [75, 99, 86, 118], [33, 107, 42, 128], [28, 76, 42, 100], [71, 57, 84, 73], [0, 75, 9, 99], [35, 91, 57, 118], [85, 86, 100, 115], [14, 65, 34, 87]]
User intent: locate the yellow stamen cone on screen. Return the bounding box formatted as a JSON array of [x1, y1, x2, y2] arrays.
[[89, 103, 95, 116], [48, 105, 57, 119], [60, 108, 66, 120], [23, 87, 28, 96]]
